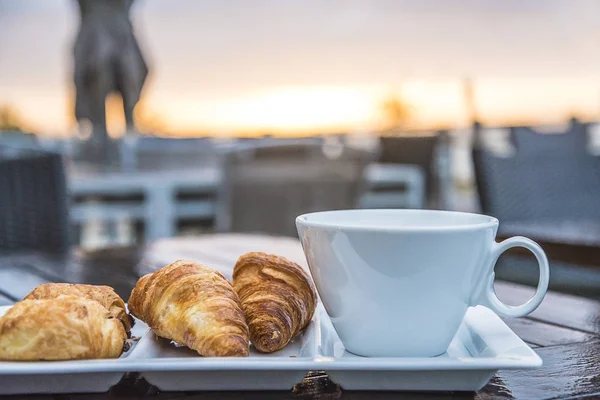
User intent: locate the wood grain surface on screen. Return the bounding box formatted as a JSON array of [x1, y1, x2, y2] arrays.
[[1, 235, 599, 399]]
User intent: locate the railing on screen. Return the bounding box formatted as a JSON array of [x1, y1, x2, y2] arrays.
[[70, 163, 425, 246]]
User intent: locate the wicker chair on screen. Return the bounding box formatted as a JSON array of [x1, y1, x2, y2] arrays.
[[473, 132, 600, 222], [215, 143, 373, 237], [0, 147, 70, 253], [472, 128, 600, 298], [511, 125, 588, 154], [378, 134, 441, 207]]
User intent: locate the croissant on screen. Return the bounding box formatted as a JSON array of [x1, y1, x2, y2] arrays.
[[129, 260, 249, 357], [0, 295, 126, 360], [232, 252, 317, 353], [24, 283, 133, 334]]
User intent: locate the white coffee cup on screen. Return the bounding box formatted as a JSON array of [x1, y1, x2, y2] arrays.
[[296, 209, 549, 357]]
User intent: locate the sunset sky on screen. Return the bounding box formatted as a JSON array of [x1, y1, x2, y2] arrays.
[[1, 0, 600, 137]]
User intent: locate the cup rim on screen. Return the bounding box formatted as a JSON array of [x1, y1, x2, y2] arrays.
[[296, 209, 499, 232]]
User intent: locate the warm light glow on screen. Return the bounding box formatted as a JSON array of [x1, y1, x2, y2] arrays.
[[3, 2, 600, 137], [398, 81, 466, 128], [145, 86, 382, 136], [5, 80, 600, 137]]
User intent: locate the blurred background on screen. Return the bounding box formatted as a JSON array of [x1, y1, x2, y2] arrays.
[[2, 0, 600, 298]]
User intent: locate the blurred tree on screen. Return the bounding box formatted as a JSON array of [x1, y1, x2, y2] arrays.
[[381, 95, 410, 129], [0, 105, 25, 132]]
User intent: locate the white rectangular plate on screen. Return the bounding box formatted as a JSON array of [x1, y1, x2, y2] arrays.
[[0, 305, 541, 394]]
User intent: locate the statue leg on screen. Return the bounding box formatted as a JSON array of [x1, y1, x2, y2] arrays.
[[123, 91, 136, 133], [75, 74, 112, 166], [115, 44, 147, 134]]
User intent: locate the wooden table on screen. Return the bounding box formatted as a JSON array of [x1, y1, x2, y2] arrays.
[[1, 235, 599, 399]]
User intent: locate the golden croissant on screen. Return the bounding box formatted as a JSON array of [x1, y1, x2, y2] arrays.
[[24, 283, 133, 334], [232, 252, 317, 353], [0, 295, 126, 360], [129, 260, 249, 357]]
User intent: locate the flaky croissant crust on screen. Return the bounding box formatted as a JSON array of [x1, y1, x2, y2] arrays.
[[24, 283, 134, 334], [0, 295, 126, 360], [233, 252, 317, 353], [129, 260, 250, 357]]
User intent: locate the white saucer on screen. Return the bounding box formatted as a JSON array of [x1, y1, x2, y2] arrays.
[[0, 304, 540, 393]]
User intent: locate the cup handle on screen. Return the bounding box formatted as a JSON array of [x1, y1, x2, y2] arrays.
[[474, 236, 550, 318]]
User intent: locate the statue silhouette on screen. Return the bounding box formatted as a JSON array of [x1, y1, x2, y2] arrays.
[[73, 0, 148, 165]]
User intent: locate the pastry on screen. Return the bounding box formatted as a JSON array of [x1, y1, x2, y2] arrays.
[[24, 283, 133, 334], [232, 252, 317, 353], [129, 260, 249, 357], [0, 295, 126, 360]]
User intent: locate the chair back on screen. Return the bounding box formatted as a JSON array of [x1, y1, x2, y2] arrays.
[[216, 143, 372, 237], [0, 147, 70, 253], [473, 143, 600, 221], [378, 134, 440, 205]]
